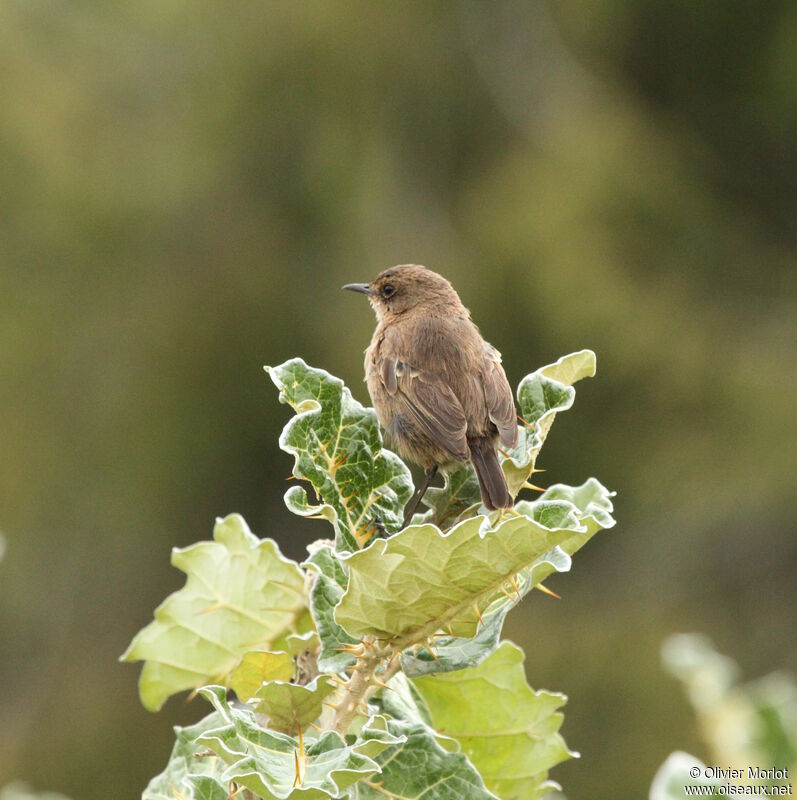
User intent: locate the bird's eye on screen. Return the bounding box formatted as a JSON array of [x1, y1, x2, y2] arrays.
[[383, 284, 395, 298]]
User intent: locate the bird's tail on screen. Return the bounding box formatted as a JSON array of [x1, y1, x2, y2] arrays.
[[469, 437, 513, 511]]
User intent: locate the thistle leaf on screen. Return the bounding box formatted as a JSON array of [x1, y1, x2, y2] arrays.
[[303, 544, 360, 672], [142, 711, 228, 800], [196, 687, 403, 800], [334, 480, 615, 644], [251, 675, 337, 735], [230, 650, 295, 701], [121, 514, 307, 711], [413, 642, 577, 800], [348, 718, 498, 799], [417, 464, 481, 529], [503, 349, 597, 496], [266, 358, 414, 551], [400, 481, 611, 676]]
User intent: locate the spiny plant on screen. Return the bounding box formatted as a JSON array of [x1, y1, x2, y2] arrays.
[[122, 350, 615, 800]]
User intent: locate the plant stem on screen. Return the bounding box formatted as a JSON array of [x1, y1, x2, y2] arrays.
[[330, 637, 401, 735]]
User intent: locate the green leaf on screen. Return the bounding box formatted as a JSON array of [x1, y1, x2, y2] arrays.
[[402, 488, 609, 676], [303, 544, 360, 673], [334, 480, 614, 644], [251, 676, 337, 734], [413, 642, 577, 800], [348, 718, 498, 799], [532, 477, 616, 530], [266, 358, 414, 551], [121, 514, 307, 711], [182, 776, 230, 800], [398, 585, 516, 679], [143, 711, 228, 800], [196, 687, 403, 800], [376, 672, 433, 729], [418, 464, 481, 528], [230, 650, 295, 701], [503, 349, 597, 497]]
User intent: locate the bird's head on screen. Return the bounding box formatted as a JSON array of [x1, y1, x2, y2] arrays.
[[343, 264, 465, 322]]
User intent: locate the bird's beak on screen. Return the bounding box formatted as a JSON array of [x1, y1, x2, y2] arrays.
[[342, 283, 371, 296]]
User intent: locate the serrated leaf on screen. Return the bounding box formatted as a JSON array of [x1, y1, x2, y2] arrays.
[[121, 514, 307, 711], [230, 650, 295, 701], [266, 358, 414, 551], [334, 480, 614, 644], [413, 642, 576, 800], [251, 676, 337, 734], [182, 776, 229, 800], [348, 718, 498, 799], [372, 672, 466, 758], [418, 464, 481, 528], [398, 589, 514, 678], [196, 687, 404, 800], [142, 711, 228, 800], [283, 630, 321, 656], [376, 672, 433, 728], [503, 349, 597, 497], [303, 545, 360, 672], [400, 486, 610, 677], [533, 477, 616, 530]]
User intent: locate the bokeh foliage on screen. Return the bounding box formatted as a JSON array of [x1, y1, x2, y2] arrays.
[[0, 1, 794, 798]]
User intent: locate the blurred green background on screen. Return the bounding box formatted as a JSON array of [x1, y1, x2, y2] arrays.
[[1, 1, 795, 797]]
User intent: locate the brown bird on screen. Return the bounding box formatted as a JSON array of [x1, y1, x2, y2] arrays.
[[344, 264, 518, 526]]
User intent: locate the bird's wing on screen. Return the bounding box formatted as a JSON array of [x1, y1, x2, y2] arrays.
[[377, 354, 469, 462], [482, 345, 518, 448]]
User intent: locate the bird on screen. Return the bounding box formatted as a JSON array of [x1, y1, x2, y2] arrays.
[[343, 264, 518, 527]]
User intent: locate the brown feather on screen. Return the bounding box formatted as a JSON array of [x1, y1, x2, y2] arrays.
[[482, 347, 518, 448], [395, 368, 469, 462]]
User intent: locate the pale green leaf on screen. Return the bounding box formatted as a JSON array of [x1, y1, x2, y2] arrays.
[[270, 622, 318, 657], [196, 687, 404, 800], [418, 464, 481, 529], [531, 477, 616, 531], [230, 650, 295, 701], [266, 358, 414, 551], [182, 776, 229, 800], [142, 711, 228, 800], [303, 544, 359, 672], [121, 514, 307, 711], [251, 676, 337, 734], [398, 584, 516, 679], [348, 718, 498, 799], [283, 630, 321, 657], [372, 672, 467, 757], [401, 491, 599, 676], [503, 349, 597, 496], [334, 480, 614, 644], [376, 672, 433, 729], [413, 642, 576, 800]]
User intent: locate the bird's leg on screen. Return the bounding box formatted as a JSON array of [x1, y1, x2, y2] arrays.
[[402, 465, 438, 528]]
